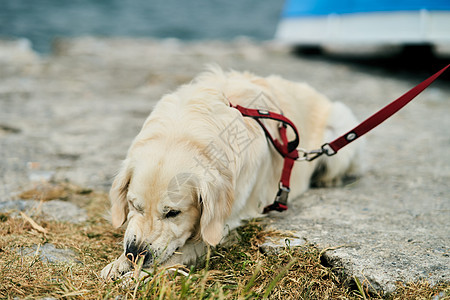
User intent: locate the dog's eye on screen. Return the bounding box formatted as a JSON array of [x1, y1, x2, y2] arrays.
[[128, 200, 144, 213], [164, 210, 181, 218]]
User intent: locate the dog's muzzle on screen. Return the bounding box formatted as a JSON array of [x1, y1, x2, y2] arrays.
[[125, 238, 153, 266]]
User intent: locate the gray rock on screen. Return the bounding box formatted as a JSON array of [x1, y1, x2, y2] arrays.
[[17, 243, 80, 264], [0, 199, 87, 223], [0, 200, 34, 212], [41, 199, 87, 223]]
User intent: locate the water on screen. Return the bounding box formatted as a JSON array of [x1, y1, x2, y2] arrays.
[[0, 0, 285, 53]]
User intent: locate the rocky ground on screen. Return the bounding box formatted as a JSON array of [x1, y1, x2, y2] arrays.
[[0, 37, 448, 295]]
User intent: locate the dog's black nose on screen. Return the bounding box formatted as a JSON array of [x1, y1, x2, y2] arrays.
[[125, 238, 152, 265]]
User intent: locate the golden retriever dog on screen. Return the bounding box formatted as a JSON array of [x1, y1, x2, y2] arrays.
[[101, 67, 363, 279]]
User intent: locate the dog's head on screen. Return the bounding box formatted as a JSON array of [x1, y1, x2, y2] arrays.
[[109, 143, 234, 267]]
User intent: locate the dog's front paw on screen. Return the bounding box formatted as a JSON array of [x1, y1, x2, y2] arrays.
[[100, 254, 132, 280]]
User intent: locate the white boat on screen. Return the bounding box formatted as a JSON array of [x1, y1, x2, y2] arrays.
[[275, 0, 450, 47]]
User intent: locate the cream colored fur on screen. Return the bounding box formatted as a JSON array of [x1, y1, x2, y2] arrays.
[[101, 67, 364, 280]]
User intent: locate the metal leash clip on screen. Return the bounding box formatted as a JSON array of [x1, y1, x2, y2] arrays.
[[297, 143, 337, 161], [297, 148, 324, 161]]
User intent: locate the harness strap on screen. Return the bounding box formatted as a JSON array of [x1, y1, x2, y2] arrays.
[[231, 105, 300, 155], [230, 104, 299, 213]]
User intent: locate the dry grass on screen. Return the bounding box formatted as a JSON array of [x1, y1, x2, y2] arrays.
[[0, 183, 448, 299]]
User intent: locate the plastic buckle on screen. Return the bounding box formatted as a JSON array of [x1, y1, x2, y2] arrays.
[[276, 184, 290, 205], [263, 185, 290, 213]]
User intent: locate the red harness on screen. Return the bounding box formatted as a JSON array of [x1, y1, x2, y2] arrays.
[[231, 64, 449, 214]]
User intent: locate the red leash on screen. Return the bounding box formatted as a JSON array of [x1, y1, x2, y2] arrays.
[[326, 64, 450, 157], [231, 64, 449, 213]]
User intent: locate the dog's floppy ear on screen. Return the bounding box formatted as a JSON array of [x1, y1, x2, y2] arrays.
[[199, 174, 234, 246], [110, 159, 132, 228]]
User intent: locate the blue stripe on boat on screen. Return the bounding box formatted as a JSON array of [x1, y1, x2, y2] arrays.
[[282, 0, 450, 17]]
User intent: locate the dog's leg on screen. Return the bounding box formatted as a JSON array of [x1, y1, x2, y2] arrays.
[[311, 102, 365, 187], [162, 240, 208, 267], [100, 253, 133, 280]]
